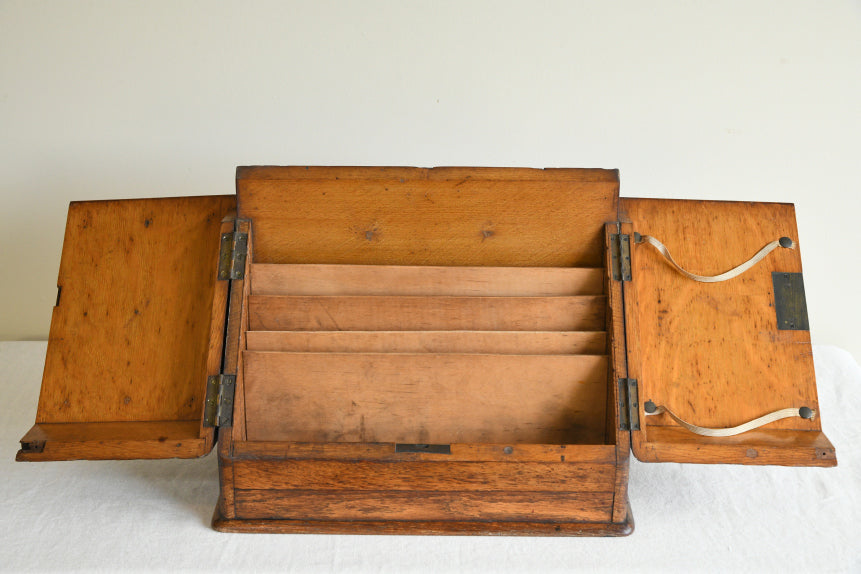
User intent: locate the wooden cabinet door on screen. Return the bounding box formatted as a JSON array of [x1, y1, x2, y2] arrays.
[[621, 198, 835, 466], [17, 195, 236, 461]]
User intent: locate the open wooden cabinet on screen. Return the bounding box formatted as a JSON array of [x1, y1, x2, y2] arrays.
[[17, 167, 836, 536]]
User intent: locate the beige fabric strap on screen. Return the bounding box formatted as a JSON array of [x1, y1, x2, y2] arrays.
[[634, 234, 795, 282], [644, 405, 815, 437]]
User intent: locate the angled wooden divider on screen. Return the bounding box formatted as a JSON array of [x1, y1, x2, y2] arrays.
[[239, 263, 613, 446], [243, 352, 608, 444], [245, 330, 607, 355], [248, 295, 606, 332], [250, 264, 604, 296]]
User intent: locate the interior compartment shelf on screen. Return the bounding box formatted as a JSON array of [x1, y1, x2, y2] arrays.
[[248, 295, 606, 332], [240, 261, 613, 447], [245, 330, 607, 355], [242, 351, 608, 445]]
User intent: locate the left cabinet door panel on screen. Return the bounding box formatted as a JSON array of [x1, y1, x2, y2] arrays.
[[18, 195, 236, 461]]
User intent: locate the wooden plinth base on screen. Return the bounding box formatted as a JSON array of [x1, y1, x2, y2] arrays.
[[211, 504, 634, 537]]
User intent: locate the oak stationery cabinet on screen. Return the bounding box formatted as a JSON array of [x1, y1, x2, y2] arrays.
[[17, 166, 836, 535]]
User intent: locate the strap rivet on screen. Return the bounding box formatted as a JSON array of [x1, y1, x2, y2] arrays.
[[779, 237, 794, 248], [644, 400, 658, 414], [799, 406, 814, 419]]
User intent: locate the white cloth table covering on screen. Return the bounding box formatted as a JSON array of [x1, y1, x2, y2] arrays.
[[1, 341, 859, 573]]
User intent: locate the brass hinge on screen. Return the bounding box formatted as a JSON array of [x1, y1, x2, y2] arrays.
[[618, 378, 640, 431], [217, 231, 248, 280], [610, 233, 632, 282], [203, 374, 236, 427]]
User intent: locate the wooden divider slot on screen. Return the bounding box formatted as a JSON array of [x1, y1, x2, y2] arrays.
[[248, 295, 605, 332], [242, 352, 608, 445], [245, 331, 607, 355], [240, 262, 612, 446], [250, 264, 604, 297]]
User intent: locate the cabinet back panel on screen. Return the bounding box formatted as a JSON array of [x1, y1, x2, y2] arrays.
[[237, 171, 619, 267], [250, 264, 603, 297]]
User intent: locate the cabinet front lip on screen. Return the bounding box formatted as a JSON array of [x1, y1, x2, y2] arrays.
[[16, 420, 214, 462], [631, 427, 836, 467]]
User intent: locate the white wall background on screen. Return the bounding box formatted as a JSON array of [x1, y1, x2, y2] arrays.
[[1, 1, 859, 361]]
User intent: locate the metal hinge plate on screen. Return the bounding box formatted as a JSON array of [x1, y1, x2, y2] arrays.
[[217, 231, 248, 280], [610, 233, 632, 282], [618, 378, 640, 431], [203, 374, 236, 427]]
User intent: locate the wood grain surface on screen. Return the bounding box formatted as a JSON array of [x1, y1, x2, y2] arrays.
[[36, 196, 235, 424], [636, 427, 835, 466], [19, 196, 235, 461], [212, 512, 634, 536], [246, 330, 606, 355], [237, 167, 619, 267], [233, 460, 615, 492], [234, 490, 614, 522], [231, 441, 616, 463], [604, 223, 631, 522], [217, 219, 252, 520], [250, 263, 603, 296], [621, 198, 835, 466], [16, 421, 211, 461], [248, 295, 605, 332], [236, 165, 620, 182], [242, 352, 608, 444], [224, 167, 629, 533]]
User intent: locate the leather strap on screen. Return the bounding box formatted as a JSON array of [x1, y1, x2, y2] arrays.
[[644, 404, 815, 437], [634, 234, 795, 282]]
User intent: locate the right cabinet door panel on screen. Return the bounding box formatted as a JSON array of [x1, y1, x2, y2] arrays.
[[620, 198, 835, 466]]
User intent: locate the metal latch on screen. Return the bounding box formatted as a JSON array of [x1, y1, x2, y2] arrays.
[[772, 272, 809, 331], [203, 374, 236, 427], [395, 444, 452, 454], [618, 378, 640, 431], [217, 231, 248, 280], [610, 233, 632, 282]]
